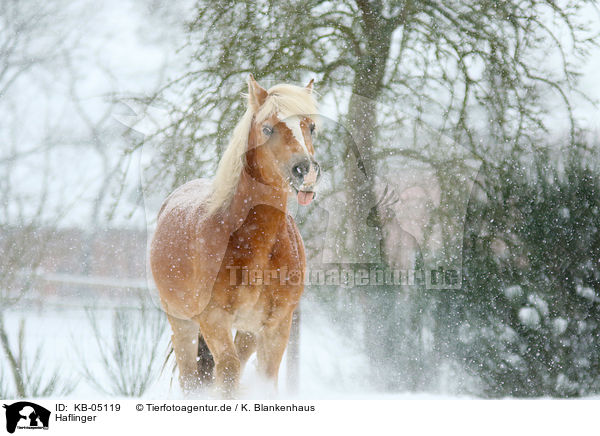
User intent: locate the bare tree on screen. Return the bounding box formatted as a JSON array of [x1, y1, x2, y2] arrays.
[[128, 0, 597, 262]]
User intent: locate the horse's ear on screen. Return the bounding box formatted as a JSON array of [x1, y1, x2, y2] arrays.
[[306, 78, 315, 94], [247, 74, 268, 111]]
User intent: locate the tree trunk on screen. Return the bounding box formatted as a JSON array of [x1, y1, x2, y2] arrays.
[[344, 3, 393, 262], [343, 2, 398, 390]]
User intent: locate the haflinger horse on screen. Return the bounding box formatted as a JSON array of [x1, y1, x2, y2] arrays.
[[150, 75, 320, 397]]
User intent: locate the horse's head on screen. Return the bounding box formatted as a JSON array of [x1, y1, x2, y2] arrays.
[[246, 75, 321, 206]]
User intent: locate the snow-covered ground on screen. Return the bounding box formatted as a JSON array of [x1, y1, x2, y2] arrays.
[[2, 296, 433, 400]]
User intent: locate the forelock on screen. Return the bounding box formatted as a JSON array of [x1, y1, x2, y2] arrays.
[[254, 84, 318, 125]]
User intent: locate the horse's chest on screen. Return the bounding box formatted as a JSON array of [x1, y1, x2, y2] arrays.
[[228, 213, 300, 268], [227, 214, 304, 331]]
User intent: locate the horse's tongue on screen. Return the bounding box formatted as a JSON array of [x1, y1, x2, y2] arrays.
[[297, 191, 314, 206]]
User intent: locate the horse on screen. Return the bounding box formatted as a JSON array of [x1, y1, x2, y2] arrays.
[[150, 75, 320, 396]]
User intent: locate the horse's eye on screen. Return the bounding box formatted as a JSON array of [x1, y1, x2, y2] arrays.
[[262, 126, 273, 136], [309, 123, 316, 135]]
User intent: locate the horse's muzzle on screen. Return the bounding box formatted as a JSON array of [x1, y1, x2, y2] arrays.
[[290, 157, 320, 206]]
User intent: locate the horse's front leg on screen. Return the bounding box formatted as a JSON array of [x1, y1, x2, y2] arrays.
[[195, 308, 240, 397], [256, 309, 295, 388], [234, 330, 256, 371]]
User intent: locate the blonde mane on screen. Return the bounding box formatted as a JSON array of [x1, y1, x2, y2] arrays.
[[205, 83, 318, 216]]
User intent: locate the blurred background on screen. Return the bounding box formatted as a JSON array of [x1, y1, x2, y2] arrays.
[[1, 0, 600, 398]]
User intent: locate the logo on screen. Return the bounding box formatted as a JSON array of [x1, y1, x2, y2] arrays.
[[2, 402, 50, 434]]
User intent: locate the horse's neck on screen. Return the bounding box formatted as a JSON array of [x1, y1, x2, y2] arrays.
[[224, 168, 289, 231]]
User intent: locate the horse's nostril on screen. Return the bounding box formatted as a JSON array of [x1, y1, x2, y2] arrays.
[[293, 161, 310, 177]]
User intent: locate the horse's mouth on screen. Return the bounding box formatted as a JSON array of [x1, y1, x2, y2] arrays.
[[293, 187, 315, 206]]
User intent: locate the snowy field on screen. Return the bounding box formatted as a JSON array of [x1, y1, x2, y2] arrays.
[[6, 299, 599, 402], [3, 295, 448, 400]]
